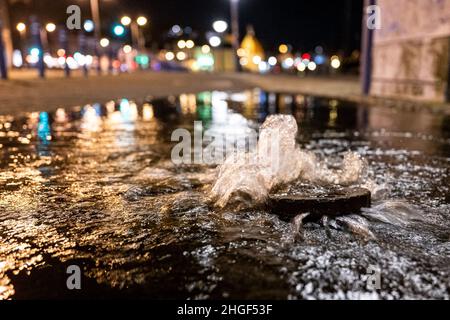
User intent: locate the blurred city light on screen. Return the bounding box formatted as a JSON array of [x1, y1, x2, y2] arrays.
[[283, 57, 294, 68], [45, 23, 56, 33], [137, 16, 148, 26], [30, 47, 40, 57], [171, 25, 182, 35], [83, 20, 95, 32], [297, 62, 306, 72], [121, 16, 132, 26], [12, 50, 23, 67], [252, 55, 262, 65], [165, 51, 175, 61], [213, 20, 228, 33], [177, 40, 186, 49], [268, 56, 277, 66], [123, 45, 132, 54], [100, 38, 110, 47], [307, 61, 317, 71], [201, 45, 211, 54], [176, 51, 187, 61], [331, 55, 341, 69], [209, 36, 221, 47], [186, 40, 195, 49], [279, 44, 288, 54], [113, 25, 126, 36], [16, 22, 26, 33]]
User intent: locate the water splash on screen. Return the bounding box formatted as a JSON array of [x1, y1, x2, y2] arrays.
[[361, 200, 424, 227], [210, 115, 368, 209]]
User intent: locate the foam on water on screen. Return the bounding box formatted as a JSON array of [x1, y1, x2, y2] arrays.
[[210, 115, 368, 209]]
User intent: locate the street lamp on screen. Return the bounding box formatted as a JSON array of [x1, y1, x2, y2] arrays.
[[15, 23, 27, 64], [209, 36, 221, 48], [16, 22, 26, 33], [45, 23, 56, 33], [136, 16, 147, 27], [100, 37, 110, 47], [120, 16, 148, 50], [230, 0, 240, 71], [121, 16, 132, 26], [212, 20, 228, 33]]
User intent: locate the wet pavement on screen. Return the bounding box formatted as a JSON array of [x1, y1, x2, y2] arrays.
[[0, 90, 449, 299]]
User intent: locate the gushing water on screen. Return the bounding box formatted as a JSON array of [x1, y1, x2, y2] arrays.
[[210, 115, 368, 209]]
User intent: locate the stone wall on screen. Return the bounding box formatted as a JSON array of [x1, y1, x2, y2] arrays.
[[371, 0, 450, 101]]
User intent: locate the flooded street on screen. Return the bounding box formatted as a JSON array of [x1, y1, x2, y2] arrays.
[[0, 90, 449, 299]]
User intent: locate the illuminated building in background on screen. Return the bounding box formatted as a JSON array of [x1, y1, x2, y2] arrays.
[[239, 26, 265, 72]]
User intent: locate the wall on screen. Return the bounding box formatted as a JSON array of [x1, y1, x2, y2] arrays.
[[371, 0, 450, 101]]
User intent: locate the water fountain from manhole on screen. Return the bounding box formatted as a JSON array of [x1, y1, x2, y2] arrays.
[[209, 115, 373, 238]]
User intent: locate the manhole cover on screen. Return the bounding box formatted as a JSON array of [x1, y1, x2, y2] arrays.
[[269, 185, 371, 222]]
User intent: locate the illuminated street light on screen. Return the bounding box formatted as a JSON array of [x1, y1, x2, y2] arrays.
[[209, 36, 221, 47], [165, 51, 175, 61], [121, 16, 132, 26], [201, 45, 211, 54], [186, 40, 195, 49], [176, 51, 186, 61], [16, 22, 26, 33], [137, 16, 148, 26], [279, 44, 288, 54], [177, 40, 186, 49], [307, 61, 317, 71], [331, 55, 341, 69], [100, 38, 110, 48], [83, 20, 95, 32], [45, 23, 56, 33], [268, 56, 277, 66], [213, 20, 228, 33]]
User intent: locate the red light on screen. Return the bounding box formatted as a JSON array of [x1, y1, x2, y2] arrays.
[[302, 53, 311, 60]]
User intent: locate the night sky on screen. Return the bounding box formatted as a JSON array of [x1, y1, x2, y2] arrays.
[[10, 0, 364, 54]]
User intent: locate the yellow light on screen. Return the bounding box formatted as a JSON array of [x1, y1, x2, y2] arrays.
[[16, 22, 26, 33], [177, 40, 186, 49], [176, 51, 186, 61], [165, 51, 175, 61], [45, 23, 56, 33], [186, 40, 195, 49], [57, 49, 66, 57], [201, 45, 211, 54], [331, 56, 341, 69], [100, 38, 110, 48], [121, 16, 132, 26], [279, 44, 288, 54], [136, 16, 148, 26]]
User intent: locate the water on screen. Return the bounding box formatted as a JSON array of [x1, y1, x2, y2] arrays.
[[0, 90, 449, 299]]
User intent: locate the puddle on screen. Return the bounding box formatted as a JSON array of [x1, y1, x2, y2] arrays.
[[0, 90, 449, 299]]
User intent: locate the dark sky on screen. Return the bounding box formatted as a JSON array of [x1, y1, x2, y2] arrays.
[[10, 0, 364, 54]]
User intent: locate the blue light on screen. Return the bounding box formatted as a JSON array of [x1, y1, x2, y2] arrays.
[[30, 47, 40, 57], [83, 20, 94, 32], [314, 54, 326, 65], [113, 25, 126, 37]]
